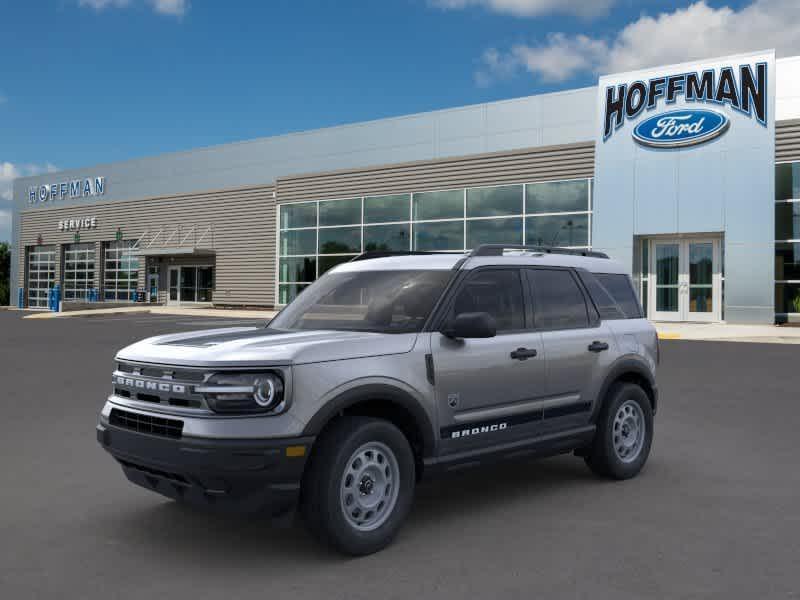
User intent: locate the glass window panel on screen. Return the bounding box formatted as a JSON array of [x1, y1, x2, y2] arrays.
[[775, 243, 800, 280], [689, 243, 713, 285], [413, 189, 463, 221], [529, 269, 589, 330], [466, 185, 523, 217], [525, 214, 589, 247], [319, 255, 355, 276], [319, 198, 361, 226], [318, 226, 361, 254], [364, 194, 410, 224], [689, 288, 713, 313], [776, 163, 800, 201], [775, 202, 800, 240], [656, 244, 679, 285], [413, 221, 464, 251], [364, 224, 411, 252], [657, 287, 679, 312], [279, 283, 310, 305], [280, 229, 316, 256], [526, 180, 589, 214], [466, 218, 523, 248], [452, 269, 525, 332], [776, 282, 800, 313], [595, 273, 643, 319], [280, 202, 317, 229], [279, 257, 316, 282]]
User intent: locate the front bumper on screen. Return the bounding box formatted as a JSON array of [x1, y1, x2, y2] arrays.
[[97, 420, 314, 515]]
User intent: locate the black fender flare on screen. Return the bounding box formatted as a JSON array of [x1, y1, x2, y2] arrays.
[[302, 384, 436, 458], [592, 356, 658, 421]]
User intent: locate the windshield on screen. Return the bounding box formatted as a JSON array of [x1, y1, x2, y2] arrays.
[[269, 270, 452, 333]]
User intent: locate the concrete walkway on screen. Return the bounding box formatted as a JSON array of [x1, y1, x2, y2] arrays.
[[22, 306, 277, 320], [654, 321, 800, 343]]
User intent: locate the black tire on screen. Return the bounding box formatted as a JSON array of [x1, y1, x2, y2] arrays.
[[585, 383, 653, 480], [300, 416, 416, 556]]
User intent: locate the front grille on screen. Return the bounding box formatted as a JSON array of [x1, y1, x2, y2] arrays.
[[109, 408, 184, 439], [112, 361, 209, 411]]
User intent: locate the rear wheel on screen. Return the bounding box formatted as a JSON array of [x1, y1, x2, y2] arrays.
[[585, 383, 653, 479], [301, 416, 415, 555]]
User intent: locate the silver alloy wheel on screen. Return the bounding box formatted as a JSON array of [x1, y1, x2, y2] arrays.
[[612, 399, 646, 463], [339, 441, 400, 532]]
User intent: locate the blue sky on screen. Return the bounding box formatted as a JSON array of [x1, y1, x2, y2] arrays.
[[1, 0, 798, 241]]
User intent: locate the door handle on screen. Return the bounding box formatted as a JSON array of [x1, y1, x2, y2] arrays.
[[588, 341, 609, 353], [510, 347, 538, 360]]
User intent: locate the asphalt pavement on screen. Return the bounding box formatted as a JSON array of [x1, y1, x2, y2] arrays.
[[1, 310, 798, 600]]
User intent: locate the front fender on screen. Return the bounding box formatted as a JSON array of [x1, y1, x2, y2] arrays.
[[302, 379, 436, 458]]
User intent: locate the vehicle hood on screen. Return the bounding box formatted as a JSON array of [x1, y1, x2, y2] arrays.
[[115, 326, 418, 367]]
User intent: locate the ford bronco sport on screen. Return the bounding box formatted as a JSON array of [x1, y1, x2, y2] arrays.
[[97, 244, 658, 555]]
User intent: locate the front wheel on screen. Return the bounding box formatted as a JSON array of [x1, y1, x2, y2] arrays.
[[585, 383, 653, 479], [301, 416, 415, 555]]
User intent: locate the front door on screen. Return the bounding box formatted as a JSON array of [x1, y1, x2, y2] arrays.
[[650, 238, 721, 322], [168, 267, 180, 305], [432, 268, 546, 455], [147, 268, 159, 303]]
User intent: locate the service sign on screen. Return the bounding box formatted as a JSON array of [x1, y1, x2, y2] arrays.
[[600, 55, 770, 150]]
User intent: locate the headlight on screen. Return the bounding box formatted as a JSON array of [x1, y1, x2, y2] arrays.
[[196, 372, 285, 414]]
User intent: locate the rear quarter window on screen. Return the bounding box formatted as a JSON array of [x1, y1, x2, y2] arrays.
[[595, 273, 643, 319]]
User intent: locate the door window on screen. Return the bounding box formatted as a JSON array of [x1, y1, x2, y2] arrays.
[[528, 269, 590, 330], [451, 269, 525, 332]]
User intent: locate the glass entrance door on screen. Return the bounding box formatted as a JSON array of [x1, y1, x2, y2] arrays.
[[168, 267, 179, 305], [653, 242, 680, 321], [649, 238, 721, 322], [167, 266, 214, 305], [687, 242, 714, 321]]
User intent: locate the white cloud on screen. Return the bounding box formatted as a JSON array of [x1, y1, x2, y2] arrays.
[[77, 0, 188, 17], [430, 0, 614, 18], [476, 0, 800, 84], [78, 0, 131, 9], [0, 162, 58, 243], [149, 0, 189, 17]]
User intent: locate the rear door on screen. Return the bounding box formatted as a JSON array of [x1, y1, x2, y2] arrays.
[[432, 267, 546, 454], [525, 267, 616, 433]]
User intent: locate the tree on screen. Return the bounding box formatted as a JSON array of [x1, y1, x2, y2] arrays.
[[0, 242, 9, 306]]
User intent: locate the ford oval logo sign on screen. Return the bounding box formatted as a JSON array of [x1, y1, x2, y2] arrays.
[[632, 109, 730, 149]]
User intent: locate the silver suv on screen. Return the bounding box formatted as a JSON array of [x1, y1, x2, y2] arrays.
[[97, 245, 658, 555]]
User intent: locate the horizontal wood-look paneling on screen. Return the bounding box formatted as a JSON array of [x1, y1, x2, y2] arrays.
[[274, 142, 595, 203], [18, 185, 277, 307], [777, 120, 800, 163]]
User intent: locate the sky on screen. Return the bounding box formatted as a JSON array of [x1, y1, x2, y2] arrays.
[[2, 0, 800, 242]]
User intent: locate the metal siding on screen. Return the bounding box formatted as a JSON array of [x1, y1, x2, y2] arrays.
[[17, 185, 276, 307], [274, 142, 595, 203], [776, 120, 800, 162]]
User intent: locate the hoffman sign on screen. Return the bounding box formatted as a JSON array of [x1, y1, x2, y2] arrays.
[[28, 176, 105, 205], [603, 62, 768, 147]]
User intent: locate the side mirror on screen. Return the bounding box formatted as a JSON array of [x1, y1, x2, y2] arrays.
[[443, 312, 497, 339]]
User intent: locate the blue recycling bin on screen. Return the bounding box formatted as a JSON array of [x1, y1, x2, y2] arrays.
[[48, 285, 61, 312]]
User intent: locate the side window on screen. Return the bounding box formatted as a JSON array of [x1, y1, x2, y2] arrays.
[[528, 268, 590, 330], [451, 269, 525, 332], [595, 273, 643, 318], [577, 271, 625, 320]]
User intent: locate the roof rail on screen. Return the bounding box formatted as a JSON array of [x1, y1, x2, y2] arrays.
[[349, 250, 464, 262], [469, 244, 609, 259]]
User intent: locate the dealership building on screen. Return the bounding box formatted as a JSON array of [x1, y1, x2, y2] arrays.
[[8, 49, 800, 323]]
